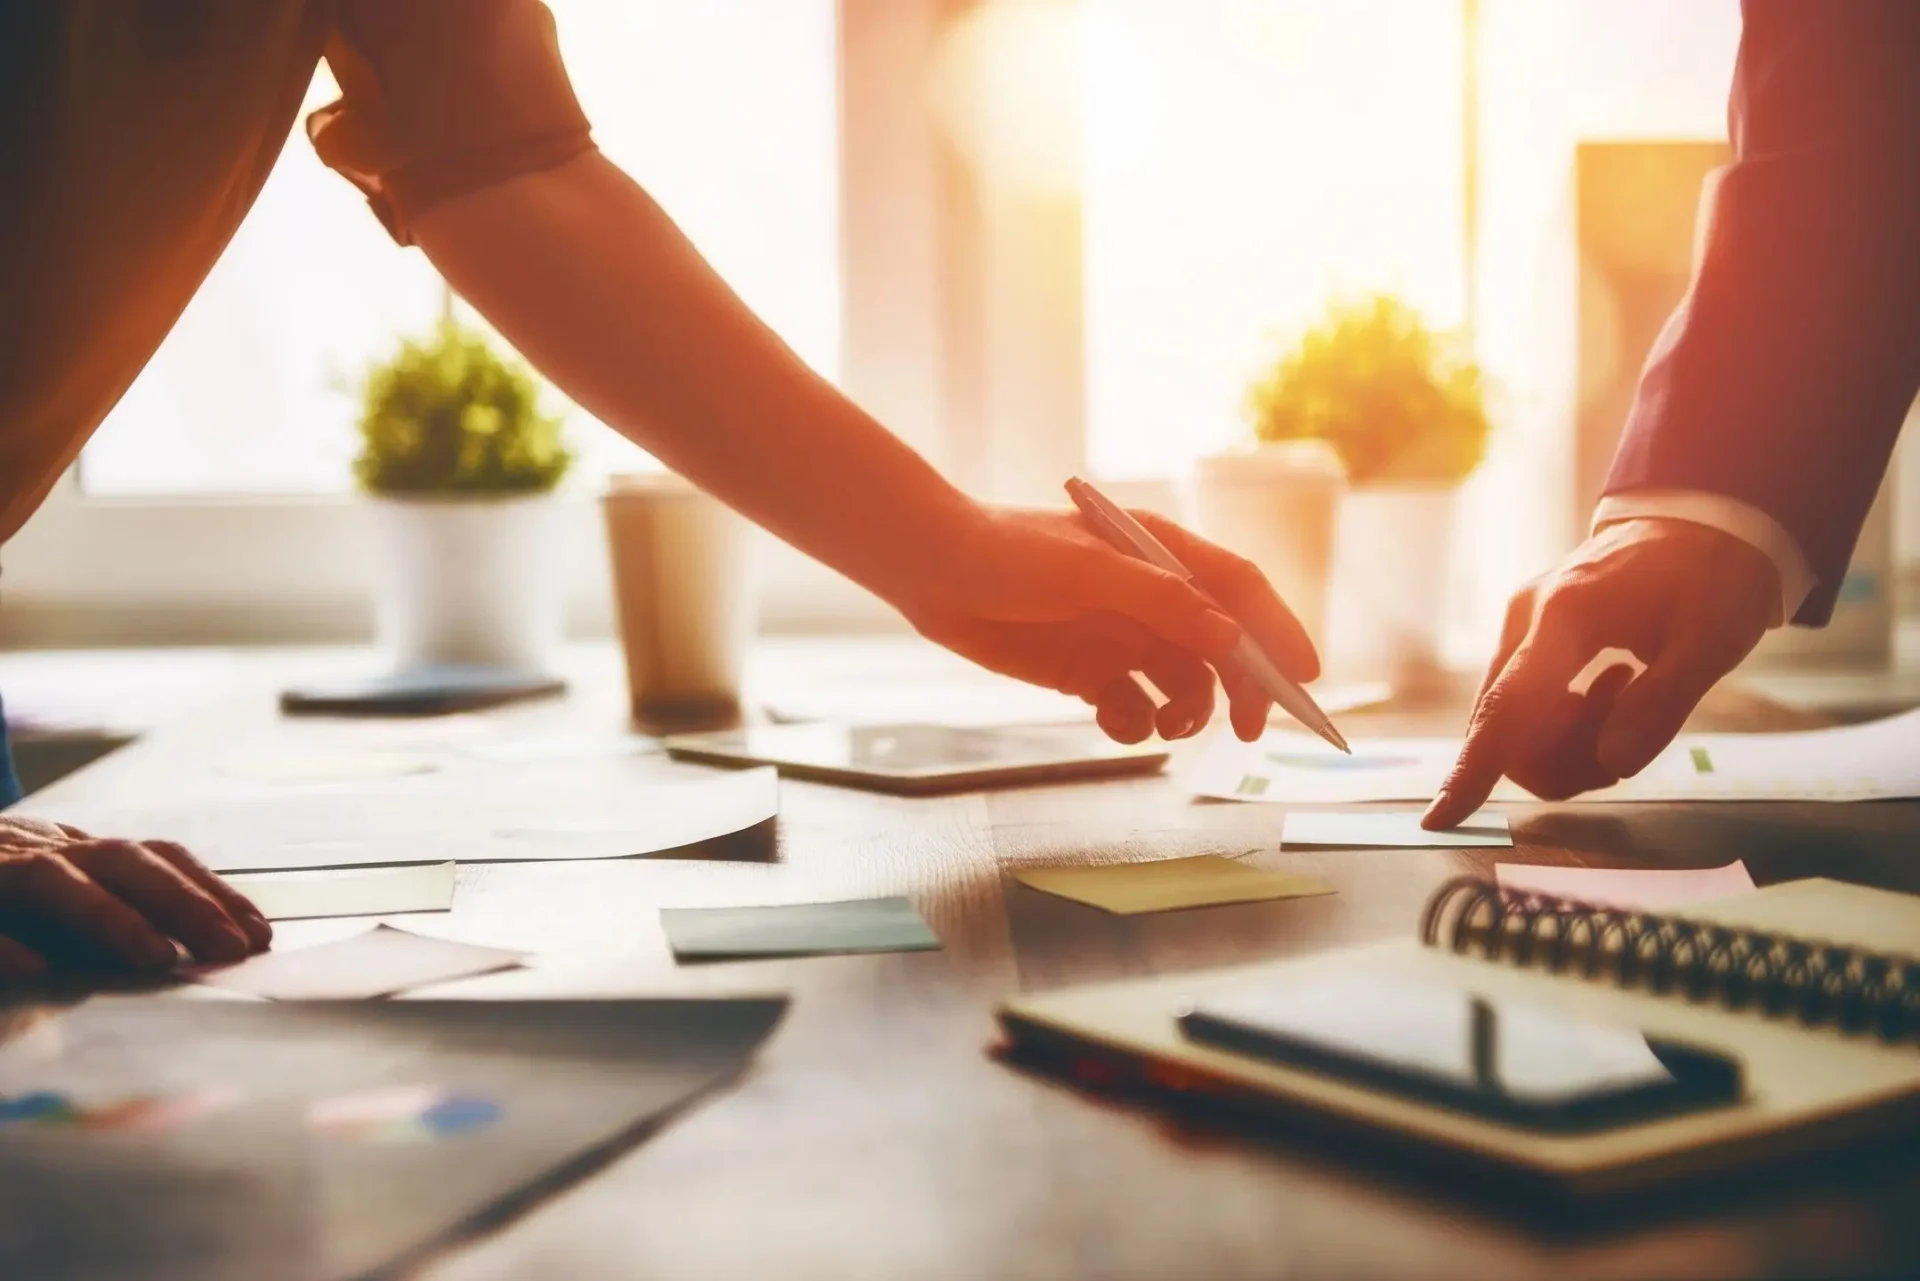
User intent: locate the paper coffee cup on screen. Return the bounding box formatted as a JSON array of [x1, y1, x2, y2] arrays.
[[601, 474, 758, 716]]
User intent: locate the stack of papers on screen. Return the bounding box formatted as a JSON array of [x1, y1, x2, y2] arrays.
[[224, 863, 457, 921], [38, 767, 780, 874], [1190, 706, 1920, 804]]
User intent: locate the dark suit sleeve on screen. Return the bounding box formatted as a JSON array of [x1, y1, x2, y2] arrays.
[[1602, 0, 1920, 625]]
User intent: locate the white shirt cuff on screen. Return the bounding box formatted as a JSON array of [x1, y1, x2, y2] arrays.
[[1592, 491, 1814, 626]]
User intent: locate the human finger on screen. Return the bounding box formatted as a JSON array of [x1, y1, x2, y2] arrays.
[[0, 936, 47, 982], [1595, 626, 1754, 779], [1423, 598, 1597, 828], [1093, 675, 1157, 744], [62, 840, 252, 964], [1137, 510, 1319, 682], [1477, 582, 1540, 707], [1216, 667, 1273, 743], [1505, 662, 1635, 800], [0, 852, 177, 970], [1138, 643, 1215, 739], [1064, 543, 1242, 664], [0, 817, 74, 849], [142, 840, 272, 951]]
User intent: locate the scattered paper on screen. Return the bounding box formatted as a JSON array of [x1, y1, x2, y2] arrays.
[[1191, 706, 1920, 804], [465, 732, 658, 763], [1012, 856, 1334, 915], [1495, 860, 1756, 912], [1292, 681, 1394, 719], [224, 862, 456, 921], [763, 680, 1390, 732], [660, 896, 940, 961], [1283, 809, 1510, 849], [190, 925, 525, 1000], [216, 751, 439, 786], [49, 767, 780, 873]]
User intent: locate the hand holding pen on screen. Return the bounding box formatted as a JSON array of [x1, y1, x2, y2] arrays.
[[1065, 478, 1348, 752]]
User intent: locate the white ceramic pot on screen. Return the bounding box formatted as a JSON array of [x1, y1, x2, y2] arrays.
[[367, 494, 565, 672], [1324, 484, 1458, 687], [1188, 442, 1346, 650]]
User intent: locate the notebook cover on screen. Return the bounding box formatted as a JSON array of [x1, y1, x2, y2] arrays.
[[997, 879, 1920, 1199]]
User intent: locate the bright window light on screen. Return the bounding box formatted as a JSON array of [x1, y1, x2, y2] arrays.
[[1083, 0, 1467, 481], [80, 0, 839, 496], [1082, 0, 1739, 484]]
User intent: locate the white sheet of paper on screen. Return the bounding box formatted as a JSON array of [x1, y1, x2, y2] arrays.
[[43, 767, 779, 873], [1282, 810, 1510, 848], [224, 862, 456, 921], [464, 733, 658, 763], [215, 751, 440, 786], [1190, 707, 1920, 805], [1495, 861, 1756, 912], [191, 925, 524, 1000]]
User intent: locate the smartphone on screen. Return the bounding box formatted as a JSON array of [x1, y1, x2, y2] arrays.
[[1178, 975, 1742, 1131], [280, 665, 565, 716]]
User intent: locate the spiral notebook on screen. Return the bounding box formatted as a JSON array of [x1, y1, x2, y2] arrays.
[[997, 876, 1920, 1200]]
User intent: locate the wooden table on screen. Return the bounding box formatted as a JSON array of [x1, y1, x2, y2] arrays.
[[17, 640, 1920, 1280]]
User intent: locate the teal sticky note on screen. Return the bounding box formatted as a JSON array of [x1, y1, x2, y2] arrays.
[[660, 896, 940, 962]]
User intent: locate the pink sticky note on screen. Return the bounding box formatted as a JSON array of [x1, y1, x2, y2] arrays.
[[1494, 861, 1756, 913]]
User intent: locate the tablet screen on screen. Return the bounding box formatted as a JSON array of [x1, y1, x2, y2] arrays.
[[664, 723, 1168, 793]]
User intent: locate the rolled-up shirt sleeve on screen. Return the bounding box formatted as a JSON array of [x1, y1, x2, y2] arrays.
[[307, 0, 595, 244]]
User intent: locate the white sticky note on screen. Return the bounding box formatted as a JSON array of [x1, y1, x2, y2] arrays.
[[225, 863, 457, 922], [1282, 809, 1511, 849], [191, 925, 524, 1000]]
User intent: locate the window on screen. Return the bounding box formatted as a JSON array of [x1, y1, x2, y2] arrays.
[[1084, 0, 1466, 481], [6, 0, 1756, 650], [81, 0, 840, 495], [1075, 0, 1739, 654]]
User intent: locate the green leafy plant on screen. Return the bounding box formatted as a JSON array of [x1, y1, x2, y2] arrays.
[[1246, 293, 1489, 485], [355, 316, 571, 495]]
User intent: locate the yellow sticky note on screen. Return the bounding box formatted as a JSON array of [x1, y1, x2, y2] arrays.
[[1011, 856, 1334, 915]]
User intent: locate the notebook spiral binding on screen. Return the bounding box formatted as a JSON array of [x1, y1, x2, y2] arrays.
[[1419, 876, 1920, 1045]]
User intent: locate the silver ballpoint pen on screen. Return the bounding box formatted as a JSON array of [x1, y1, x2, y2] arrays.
[[1065, 476, 1351, 754]]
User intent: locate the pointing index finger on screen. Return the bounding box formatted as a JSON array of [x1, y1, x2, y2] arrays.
[[1423, 618, 1590, 829]]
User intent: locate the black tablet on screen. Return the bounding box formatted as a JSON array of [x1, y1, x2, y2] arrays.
[[663, 722, 1168, 794]]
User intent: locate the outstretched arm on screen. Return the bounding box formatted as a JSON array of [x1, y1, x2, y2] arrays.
[[1426, 0, 1920, 827], [412, 151, 1316, 742]]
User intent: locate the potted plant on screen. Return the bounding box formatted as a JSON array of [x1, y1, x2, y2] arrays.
[[1246, 293, 1490, 684], [356, 312, 573, 672]]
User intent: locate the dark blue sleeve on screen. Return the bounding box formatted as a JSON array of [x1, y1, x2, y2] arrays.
[[0, 691, 21, 810], [1602, 0, 1920, 625]]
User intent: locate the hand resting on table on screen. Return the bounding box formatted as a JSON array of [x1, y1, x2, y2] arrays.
[[0, 817, 270, 978]]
